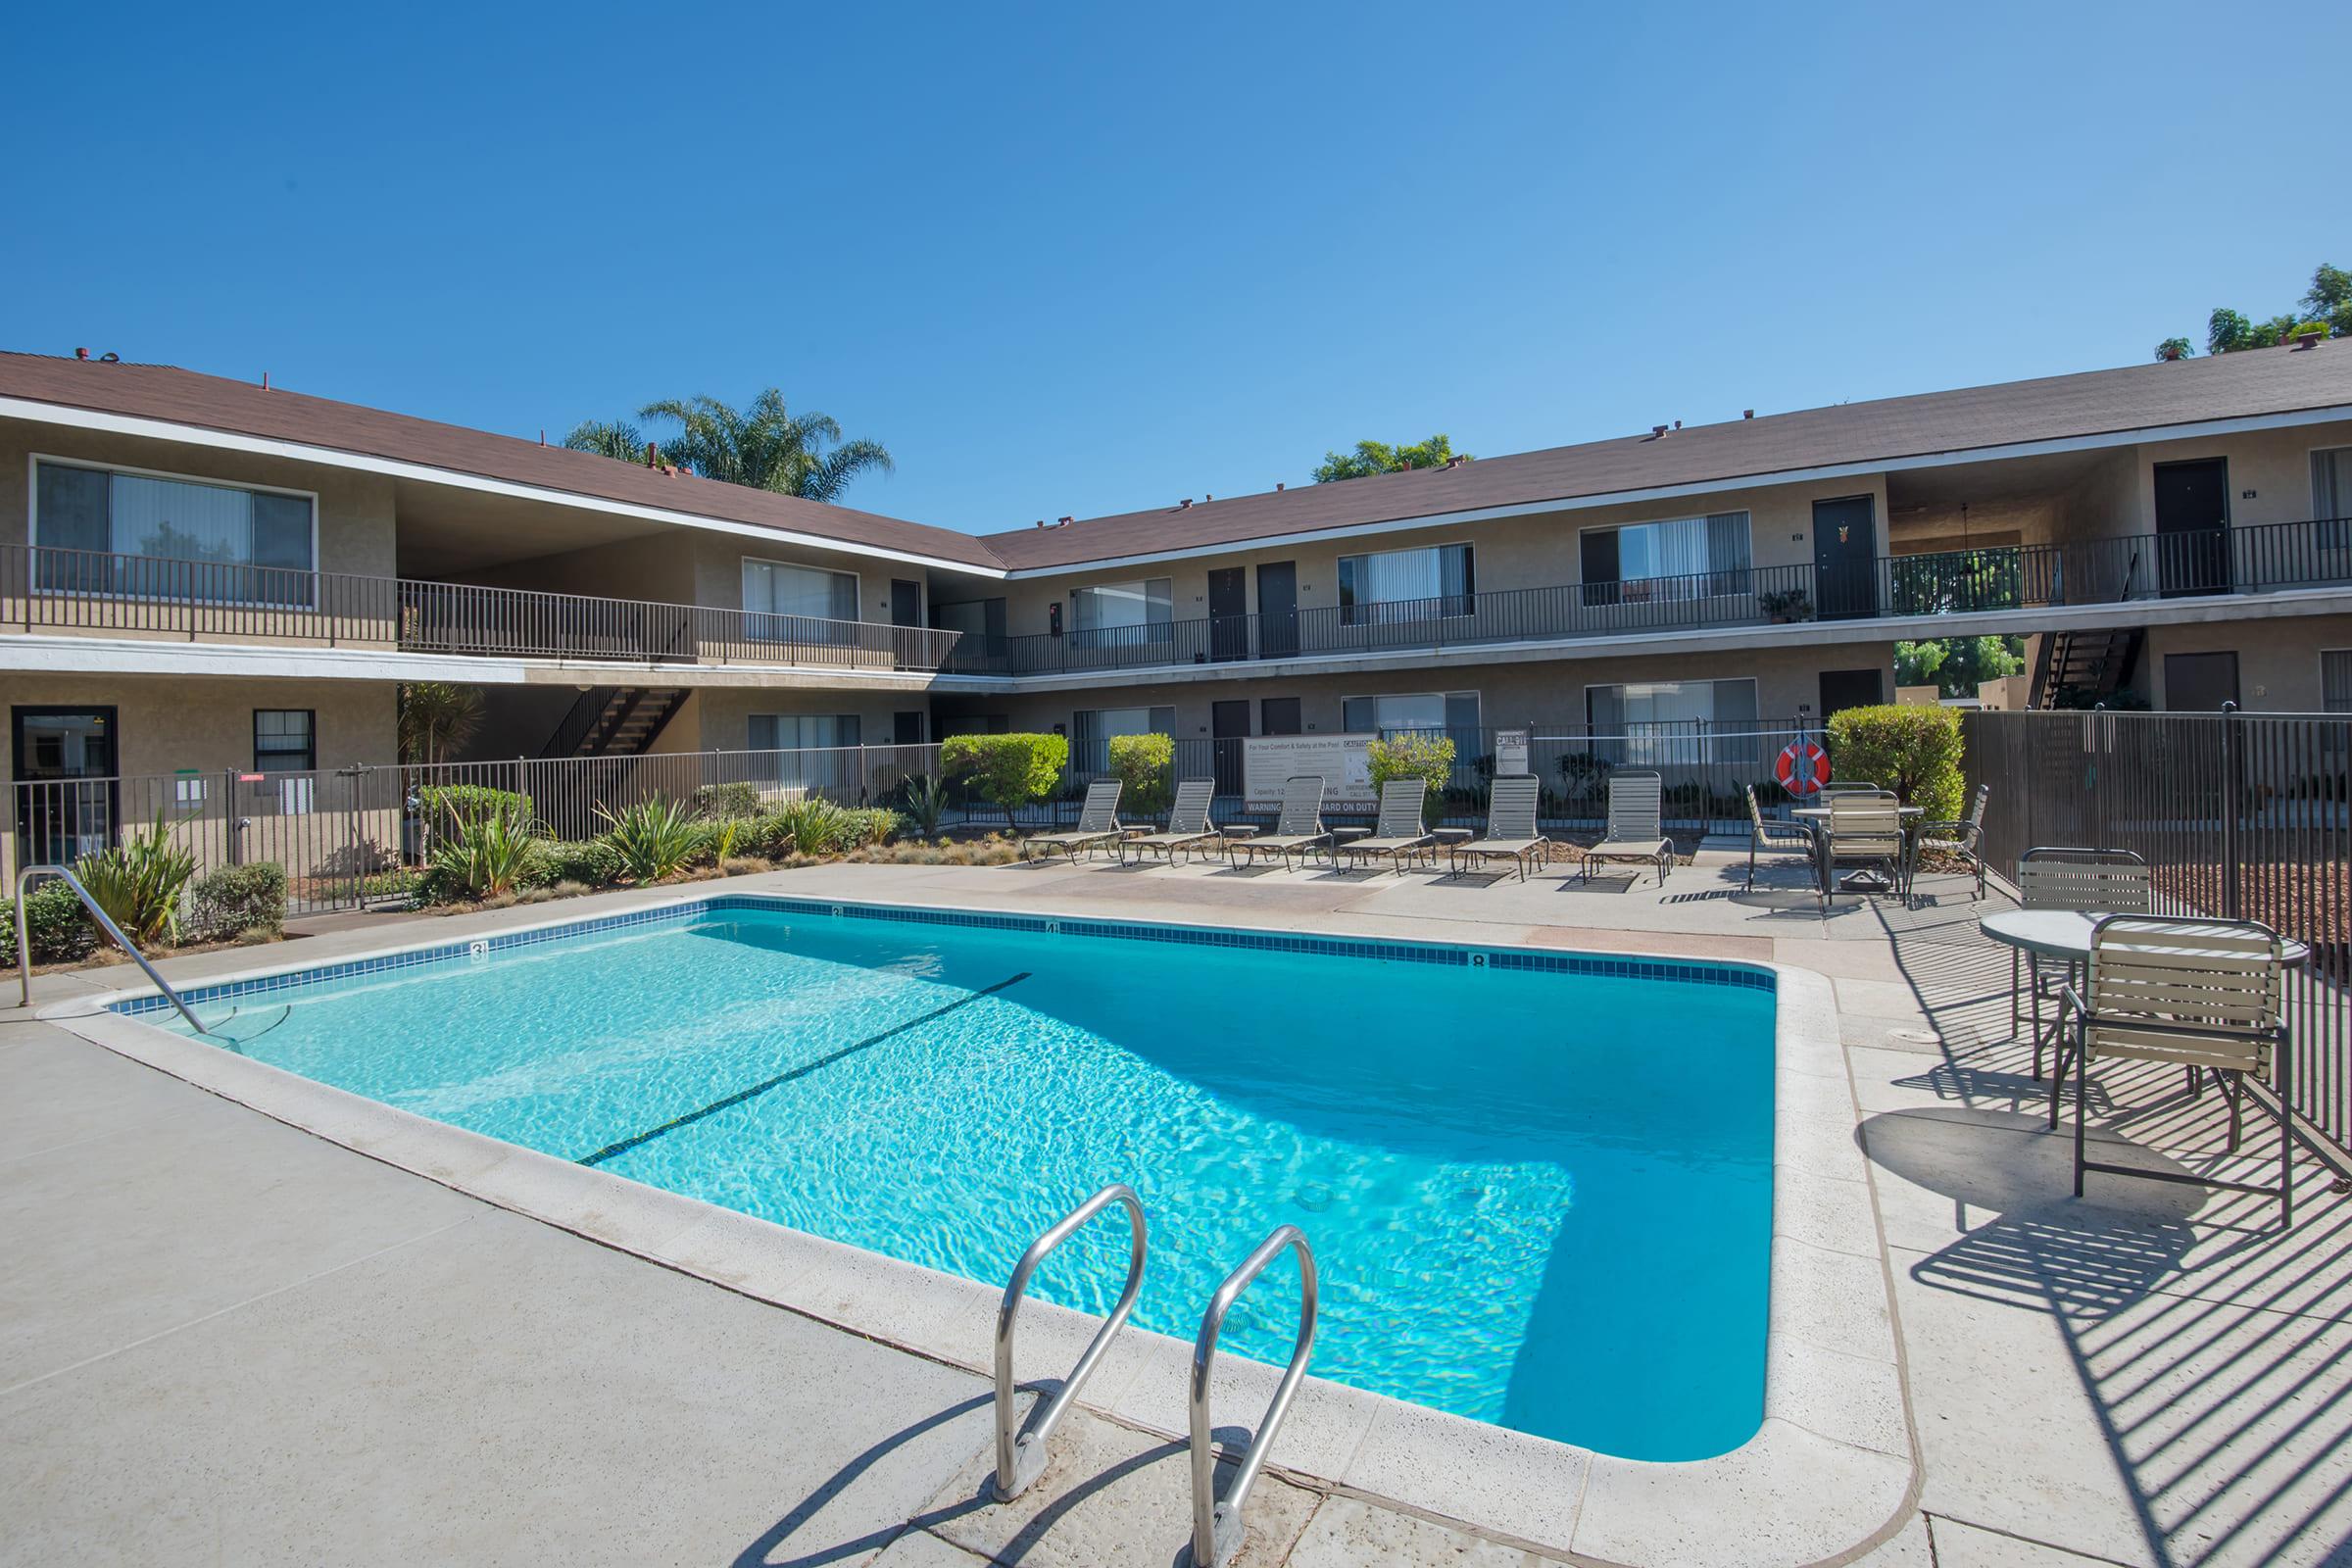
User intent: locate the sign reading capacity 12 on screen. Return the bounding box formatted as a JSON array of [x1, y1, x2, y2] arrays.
[[1243, 733, 1376, 807]]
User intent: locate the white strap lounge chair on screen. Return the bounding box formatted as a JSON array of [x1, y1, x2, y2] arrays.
[[1233, 776, 1330, 870], [1020, 779, 1126, 861], [2055, 915, 2294, 1225], [1119, 780, 1221, 864], [1342, 778, 1437, 873], [1448, 776, 1551, 882], [1578, 771, 1672, 886]]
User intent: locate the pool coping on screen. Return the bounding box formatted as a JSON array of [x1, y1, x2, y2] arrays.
[[38, 889, 1919, 1567]]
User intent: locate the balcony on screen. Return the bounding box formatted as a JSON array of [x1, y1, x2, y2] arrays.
[[944, 516, 2352, 675], [0, 544, 965, 672]]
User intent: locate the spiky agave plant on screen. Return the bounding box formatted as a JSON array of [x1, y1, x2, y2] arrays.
[[598, 797, 704, 882], [74, 813, 199, 946], [428, 807, 542, 901]]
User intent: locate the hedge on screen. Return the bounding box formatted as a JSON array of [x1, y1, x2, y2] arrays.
[[0, 881, 99, 966], [188, 862, 289, 940], [1826, 704, 1965, 822], [940, 733, 1067, 829]]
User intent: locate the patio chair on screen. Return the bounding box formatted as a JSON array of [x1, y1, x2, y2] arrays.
[[1232, 776, 1330, 870], [2054, 915, 2293, 1225], [1819, 780, 1885, 796], [1743, 783, 1818, 892], [2015, 847, 2153, 1078], [1914, 783, 1991, 900], [1816, 792, 1906, 912], [1019, 779, 1126, 862], [1578, 770, 1672, 886], [1449, 776, 1551, 882], [1119, 779, 1220, 864], [1342, 778, 1437, 873]]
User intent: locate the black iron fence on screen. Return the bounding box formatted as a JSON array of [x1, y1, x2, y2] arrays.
[[1963, 708, 2352, 1158]]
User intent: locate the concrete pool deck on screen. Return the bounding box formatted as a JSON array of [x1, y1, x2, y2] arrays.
[[6, 853, 2349, 1566]]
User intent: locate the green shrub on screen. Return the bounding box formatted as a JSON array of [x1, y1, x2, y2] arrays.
[[74, 814, 199, 946], [691, 782, 762, 817], [940, 732, 1067, 831], [774, 797, 853, 857], [188, 862, 288, 940], [599, 797, 702, 881], [841, 807, 901, 848], [691, 816, 758, 865], [415, 783, 533, 831], [1105, 733, 1175, 817], [537, 839, 623, 887], [894, 773, 950, 838], [1367, 734, 1457, 811], [424, 808, 543, 902], [0, 880, 99, 966], [1826, 703, 1965, 822]]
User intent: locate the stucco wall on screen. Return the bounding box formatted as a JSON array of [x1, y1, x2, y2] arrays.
[[2142, 613, 2352, 711]]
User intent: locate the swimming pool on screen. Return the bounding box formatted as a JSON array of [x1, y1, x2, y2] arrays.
[[125, 895, 1776, 1461]]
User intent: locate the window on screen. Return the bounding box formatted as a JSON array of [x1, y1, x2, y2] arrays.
[[1342, 691, 1480, 735], [749, 713, 862, 751], [33, 459, 316, 603], [1070, 706, 1176, 776], [1580, 513, 1751, 604], [742, 559, 858, 641], [1069, 579, 1173, 648], [2314, 448, 2352, 548], [253, 710, 316, 773], [1338, 544, 1474, 624], [2324, 650, 2352, 713], [1586, 678, 1759, 765]]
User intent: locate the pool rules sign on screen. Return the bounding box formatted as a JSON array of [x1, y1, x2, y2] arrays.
[[1495, 729, 1531, 777]]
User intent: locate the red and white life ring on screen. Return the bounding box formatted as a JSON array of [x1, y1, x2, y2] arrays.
[[1776, 739, 1830, 797]]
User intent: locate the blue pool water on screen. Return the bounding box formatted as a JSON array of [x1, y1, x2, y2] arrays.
[[137, 899, 1776, 1460]]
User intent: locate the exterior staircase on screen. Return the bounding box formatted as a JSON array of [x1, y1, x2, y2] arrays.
[[2031, 627, 2144, 709], [539, 687, 688, 758]]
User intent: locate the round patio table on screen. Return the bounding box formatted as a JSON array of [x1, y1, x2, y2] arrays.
[[1792, 804, 1923, 892]]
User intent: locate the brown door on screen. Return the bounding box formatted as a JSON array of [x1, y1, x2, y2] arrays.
[[2163, 651, 2240, 710], [1211, 700, 1250, 797], [1812, 497, 1880, 620], [1208, 567, 1249, 661]]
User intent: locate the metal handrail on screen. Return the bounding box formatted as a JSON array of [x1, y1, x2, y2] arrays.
[[1189, 1225, 1317, 1568], [15, 864, 209, 1033], [993, 1183, 1147, 1501]]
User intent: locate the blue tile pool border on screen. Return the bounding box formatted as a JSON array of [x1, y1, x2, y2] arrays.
[[107, 892, 1775, 1018]]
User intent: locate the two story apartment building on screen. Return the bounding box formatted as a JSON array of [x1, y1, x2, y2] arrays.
[[6, 340, 2351, 882]]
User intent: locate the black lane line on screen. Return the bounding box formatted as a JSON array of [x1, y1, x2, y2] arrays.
[[575, 970, 1031, 1168]]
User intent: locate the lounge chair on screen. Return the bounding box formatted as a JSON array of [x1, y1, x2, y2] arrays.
[[2055, 916, 2294, 1225], [1232, 776, 1330, 870], [1578, 770, 1672, 885], [1743, 783, 1818, 892], [1816, 791, 1906, 912], [1020, 779, 1126, 861], [1341, 779, 1437, 873], [1119, 779, 1220, 864], [2014, 847, 2152, 1077], [1915, 783, 1991, 900], [1448, 776, 1552, 881]]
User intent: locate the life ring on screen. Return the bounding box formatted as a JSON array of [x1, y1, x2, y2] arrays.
[[1776, 739, 1830, 797]]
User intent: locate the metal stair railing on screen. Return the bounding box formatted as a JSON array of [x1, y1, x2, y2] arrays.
[[1189, 1225, 1317, 1568], [15, 864, 209, 1033], [992, 1183, 1148, 1501]]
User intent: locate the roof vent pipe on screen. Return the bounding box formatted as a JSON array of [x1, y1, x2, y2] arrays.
[[1650, 424, 1670, 438], [645, 442, 659, 468], [1057, 515, 1073, 527], [1276, 482, 1286, 491], [1743, 409, 1754, 419], [74, 347, 88, 361], [1179, 499, 1193, 509]]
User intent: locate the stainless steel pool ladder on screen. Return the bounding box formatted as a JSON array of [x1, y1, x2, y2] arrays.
[[15, 865, 209, 1035], [1190, 1225, 1318, 1568], [993, 1183, 1148, 1500]]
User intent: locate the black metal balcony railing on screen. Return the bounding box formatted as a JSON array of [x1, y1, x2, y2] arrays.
[[943, 516, 2352, 675], [0, 544, 964, 671]]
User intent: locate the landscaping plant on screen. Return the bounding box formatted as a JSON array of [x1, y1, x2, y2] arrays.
[[1105, 732, 1175, 818], [1367, 733, 1457, 812], [940, 732, 1067, 832], [691, 782, 762, 817], [1825, 703, 1965, 822], [895, 772, 950, 838], [188, 862, 289, 940], [74, 813, 199, 946], [598, 797, 703, 881], [0, 880, 100, 966], [425, 807, 543, 901]]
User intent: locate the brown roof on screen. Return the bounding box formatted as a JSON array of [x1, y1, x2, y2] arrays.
[[979, 343, 2352, 569], [7, 342, 2350, 578], [0, 351, 1004, 568]]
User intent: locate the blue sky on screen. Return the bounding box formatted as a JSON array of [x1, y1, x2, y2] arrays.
[[4, 2, 2345, 534]]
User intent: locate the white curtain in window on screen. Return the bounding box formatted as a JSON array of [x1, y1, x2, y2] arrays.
[[744, 561, 858, 620], [1071, 580, 1172, 632], [108, 474, 254, 563]]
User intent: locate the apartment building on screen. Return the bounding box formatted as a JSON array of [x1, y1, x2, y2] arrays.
[[6, 340, 2352, 881]]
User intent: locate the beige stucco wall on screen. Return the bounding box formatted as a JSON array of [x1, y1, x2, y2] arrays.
[[2142, 613, 2352, 711]]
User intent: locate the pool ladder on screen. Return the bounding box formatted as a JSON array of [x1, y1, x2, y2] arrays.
[[993, 1184, 1318, 1568]]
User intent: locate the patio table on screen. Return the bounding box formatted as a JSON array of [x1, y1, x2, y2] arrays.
[[1793, 804, 1923, 893]]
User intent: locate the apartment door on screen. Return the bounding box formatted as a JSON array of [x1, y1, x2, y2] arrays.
[[12, 706, 119, 870], [1256, 561, 1298, 658], [1813, 497, 1880, 620], [2163, 651, 2240, 710], [1208, 567, 1250, 661], [2153, 459, 2232, 598], [892, 710, 926, 747], [889, 579, 924, 669], [1818, 669, 1886, 722], [1211, 700, 1250, 799]]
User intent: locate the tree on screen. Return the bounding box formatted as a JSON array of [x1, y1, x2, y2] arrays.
[[1826, 704, 1965, 822], [397, 682, 484, 764], [1895, 636, 2025, 699], [2154, 337, 2193, 362], [1366, 734, 1457, 811], [638, 390, 894, 502], [562, 419, 649, 462], [2202, 263, 2349, 355], [940, 733, 1068, 832], [1312, 434, 1470, 483]]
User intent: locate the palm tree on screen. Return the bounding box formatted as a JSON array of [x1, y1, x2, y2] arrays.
[[397, 682, 484, 764], [638, 389, 894, 502], [561, 419, 649, 463]]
